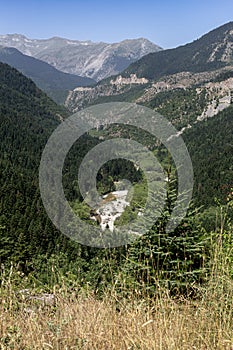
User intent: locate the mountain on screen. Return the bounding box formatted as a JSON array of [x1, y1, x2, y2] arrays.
[[0, 34, 162, 81], [0, 46, 95, 103], [0, 62, 141, 265], [0, 62, 94, 264], [183, 103, 233, 207], [65, 68, 233, 207], [0, 62, 67, 263], [122, 22, 233, 80], [65, 65, 233, 114], [65, 22, 233, 112], [63, 22, 233, 208], [0, 63, 215, 300]]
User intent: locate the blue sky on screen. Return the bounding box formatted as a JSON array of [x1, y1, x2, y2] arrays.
[[1, 0, 233, 48]]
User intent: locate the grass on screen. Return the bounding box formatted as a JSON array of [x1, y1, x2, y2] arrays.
[[1, 208, 233, 349], [1, 266, 233, 349]]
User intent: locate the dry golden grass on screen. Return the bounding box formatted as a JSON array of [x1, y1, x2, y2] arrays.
[[1, 227, 233, 350], [1, 277, 233, 350]]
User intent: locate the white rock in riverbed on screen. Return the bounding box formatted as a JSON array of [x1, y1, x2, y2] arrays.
[[96, 190, 129, 232]]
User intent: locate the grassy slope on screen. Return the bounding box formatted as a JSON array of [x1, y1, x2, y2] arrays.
[[1, 235, 232, 349]]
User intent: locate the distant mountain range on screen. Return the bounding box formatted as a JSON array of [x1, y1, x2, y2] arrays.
[[0, 46, 95, 103], [66, 22, 233, 112], [0, 34, 162, 81]]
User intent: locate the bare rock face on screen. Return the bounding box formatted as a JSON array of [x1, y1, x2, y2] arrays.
[[207, 29, 233, 63], [17, 289, 56, 313], [197, 77, 233, 120]]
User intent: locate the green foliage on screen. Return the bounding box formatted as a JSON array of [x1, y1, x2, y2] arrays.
[[115, 180, 148, 226], [145, 87, 207, 129], [212, 69, 233, 83], [183, 104, 233, 207], [87, 83, 147, 106]]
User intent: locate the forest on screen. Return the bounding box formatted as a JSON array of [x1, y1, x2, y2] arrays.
[[0, 62, 233, 349]]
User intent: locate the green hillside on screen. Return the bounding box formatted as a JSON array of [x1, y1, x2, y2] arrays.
[[123, 22, 233, 80], [0, 47, 95, 103], [0, 62, 69, 264], [183, 104, 233, 207], [0, 63, 143, 268]]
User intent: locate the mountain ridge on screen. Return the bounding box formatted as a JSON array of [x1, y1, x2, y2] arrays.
[[122, 21, 233, 80], [0, 34, 162, 81], [0, 46, 95, 103], [65, 22, 233, 112]]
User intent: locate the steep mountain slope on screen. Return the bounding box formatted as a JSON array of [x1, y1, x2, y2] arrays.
[[0, 63, 142, 265], [64, 69, 233, 209], [65, 23, 233, 113], [65, 66, 233, 115], [0, 47, 95, 103], [0, 34, 162, 81], [122, 22, 233, 80], [183, 104, 233, 206], [0, 63, 102, 266], [0, 62, 67, 263]]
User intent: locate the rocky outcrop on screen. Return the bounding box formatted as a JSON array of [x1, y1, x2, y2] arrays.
[[65, 74, 149, 112], [197, 77, 233, 120]]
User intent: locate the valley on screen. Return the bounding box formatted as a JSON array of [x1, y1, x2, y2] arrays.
[[92, 189, 130, 231], [0, 19, 233, 350]]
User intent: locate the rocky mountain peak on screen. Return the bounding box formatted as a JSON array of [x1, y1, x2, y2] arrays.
[[0, 34, 162, 81]]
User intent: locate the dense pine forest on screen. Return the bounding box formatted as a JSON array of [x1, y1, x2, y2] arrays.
[[0, 60, 232, 289], [0, 52, 233, 347]]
